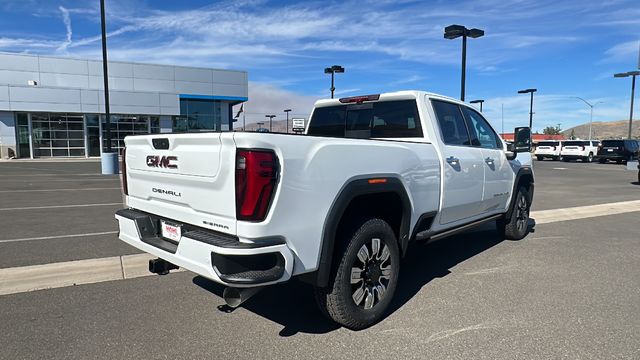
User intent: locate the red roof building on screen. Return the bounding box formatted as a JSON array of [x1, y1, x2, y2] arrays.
[[500, 133, 566, 143]]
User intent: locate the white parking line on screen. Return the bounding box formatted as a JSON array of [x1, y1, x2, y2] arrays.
[[0, 187, 120, 193], [0, 231, 119, 244], [0, 203, 122, 211], [531, 199, 640, 224]]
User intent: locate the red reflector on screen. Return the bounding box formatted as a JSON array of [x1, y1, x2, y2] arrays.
[[121, 147, 128, 196], [368, 178, 387, 184], [235, 150, 278, 221], [339, 94, 380, 103]]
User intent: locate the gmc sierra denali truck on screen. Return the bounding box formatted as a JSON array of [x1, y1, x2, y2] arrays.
[[115, 91, 534, 329]]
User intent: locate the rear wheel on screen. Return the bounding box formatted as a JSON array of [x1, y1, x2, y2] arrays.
[[563, 157, 570, 162], [598, 158, 606, 164], [586, 152, 594, 163], [497, 187, 531, 240], [315, 218, 400, 330], [536, 156, 543, 161]]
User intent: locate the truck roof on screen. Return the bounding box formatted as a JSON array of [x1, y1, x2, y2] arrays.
[[313, 90, 463, 108]]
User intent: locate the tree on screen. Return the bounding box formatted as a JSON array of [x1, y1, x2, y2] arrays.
[[542, 124, 562, 135]]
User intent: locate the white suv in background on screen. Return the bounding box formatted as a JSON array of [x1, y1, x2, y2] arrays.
[[535, 141, 563, 161], [561, 140, 599, 162]]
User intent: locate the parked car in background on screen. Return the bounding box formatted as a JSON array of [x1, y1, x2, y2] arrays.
[[597, 139, 640, 164], [535, 141, 563, 161], [561, 140, 599, 162]]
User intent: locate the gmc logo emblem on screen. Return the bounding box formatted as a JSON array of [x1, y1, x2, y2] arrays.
[[146, 155, 178, 169]]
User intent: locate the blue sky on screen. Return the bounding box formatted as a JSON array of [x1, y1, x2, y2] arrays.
[[0, 0, 639, 133]]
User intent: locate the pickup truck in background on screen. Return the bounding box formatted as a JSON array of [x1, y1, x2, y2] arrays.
[[115, 91, 534, 329]]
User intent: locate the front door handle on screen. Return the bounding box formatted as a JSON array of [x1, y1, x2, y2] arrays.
[[446, 156, 460, 166], [485, 157, 494, 164]]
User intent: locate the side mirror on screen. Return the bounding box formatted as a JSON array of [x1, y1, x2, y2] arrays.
[[506, 127, 531, 160]]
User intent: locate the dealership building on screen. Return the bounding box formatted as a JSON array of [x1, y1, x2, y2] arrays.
[[0, 52, 248, 159]]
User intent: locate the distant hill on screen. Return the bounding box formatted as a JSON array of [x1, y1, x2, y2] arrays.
[[562, 120, 640, 140]]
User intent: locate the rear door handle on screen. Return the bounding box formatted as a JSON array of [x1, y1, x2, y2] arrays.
[[446, 156, 459, 166]]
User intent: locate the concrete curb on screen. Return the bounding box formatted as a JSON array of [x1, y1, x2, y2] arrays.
[[0, 253, 183, 296]]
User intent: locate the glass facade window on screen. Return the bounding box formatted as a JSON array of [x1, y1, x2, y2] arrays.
[[174, 98, 222, 132], [31, 113, 85, 157], [101, 115, 151, 153]]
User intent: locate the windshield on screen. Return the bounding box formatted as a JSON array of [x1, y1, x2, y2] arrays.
[[537, 141, 559, 146]]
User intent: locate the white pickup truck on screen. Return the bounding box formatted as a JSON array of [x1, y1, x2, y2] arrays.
[[116, 91, 534, 329]]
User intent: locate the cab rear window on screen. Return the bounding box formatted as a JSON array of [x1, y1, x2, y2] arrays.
[[307, 100, 423, 139], [537, 141, 559, 146], [563, 141, 590, 146]]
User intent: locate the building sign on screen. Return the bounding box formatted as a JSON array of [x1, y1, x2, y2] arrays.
[[292, 118, 306, 132]]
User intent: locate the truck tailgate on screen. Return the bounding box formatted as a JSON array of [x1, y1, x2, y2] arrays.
[[124, 133, 237, 235]]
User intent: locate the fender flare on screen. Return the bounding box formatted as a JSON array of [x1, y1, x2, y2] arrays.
[[505, 167, 535, 220], [313, 177, 412, 287]]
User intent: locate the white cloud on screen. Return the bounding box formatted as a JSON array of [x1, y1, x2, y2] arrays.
[[602, 40, 640, 65], [233, 82, 318, 126], [56, 6, 72, 53]]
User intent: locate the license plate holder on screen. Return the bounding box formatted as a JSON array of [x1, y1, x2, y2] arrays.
[[160, 220, 182, 242]]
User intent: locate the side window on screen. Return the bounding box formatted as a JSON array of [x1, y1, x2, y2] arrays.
[[461, 107, 500, 149], [307, 106, 346, 137], [431, 100, 471, 146], [371, 100, 423, 138]]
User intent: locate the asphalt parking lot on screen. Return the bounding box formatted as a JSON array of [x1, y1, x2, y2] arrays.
[[0, 159, 638, 359]]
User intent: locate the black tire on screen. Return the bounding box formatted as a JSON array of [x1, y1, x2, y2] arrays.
[[497, 187, 531, 240], [586, 152, 594, 163], [314, 218, 400, 330], [558, 155, 563, 161], [536, 156, 543, 161], [598, 158, 606, 164], [563, 157, 570, 162]]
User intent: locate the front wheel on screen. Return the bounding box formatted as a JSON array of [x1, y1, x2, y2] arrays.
[[586, 153, 594, 163], [497, 187, 531, 240], [536, 156, 544, 161], [315, 218, 400, 330]]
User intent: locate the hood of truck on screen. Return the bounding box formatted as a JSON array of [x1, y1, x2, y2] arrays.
[[124, 133, 237, 235]]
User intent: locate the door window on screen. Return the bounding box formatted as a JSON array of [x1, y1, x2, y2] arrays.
[[461, 107, 501, 149], [431, 100, 471, 146]]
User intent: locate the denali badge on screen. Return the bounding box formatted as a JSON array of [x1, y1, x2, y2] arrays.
[[152, 187, 182, 197], [146, 155, 178, 169]]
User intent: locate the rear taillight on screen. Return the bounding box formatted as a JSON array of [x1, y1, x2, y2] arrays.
[[121, 147, 128, 196], [235, 149, 278, 221]]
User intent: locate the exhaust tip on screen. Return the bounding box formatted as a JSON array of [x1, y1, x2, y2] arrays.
[[223, 286, 263, 308], [223, 287, 243, 308]]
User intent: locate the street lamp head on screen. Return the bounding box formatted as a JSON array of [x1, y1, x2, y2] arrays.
[[284, 109, 291, 112], [518, 88, 537, 94], [467, 28, 484, 38], [614, 72, 629, 78], [470, 99, 484, 104], [324, 67, 333, 74], [444, 24, 465, 39], [331, 65, 345, 73], [628, 70, 640, 76]]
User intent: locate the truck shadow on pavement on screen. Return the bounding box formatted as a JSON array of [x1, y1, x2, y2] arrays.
[[193, 221, 533, 336]]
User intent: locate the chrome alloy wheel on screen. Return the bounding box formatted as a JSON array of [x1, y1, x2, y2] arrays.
[[350, 238, 392, 310], [515, 195, 529, 233]]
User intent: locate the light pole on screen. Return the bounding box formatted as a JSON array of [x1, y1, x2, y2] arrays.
[[470, 99, 484, 112], [99, 0, 118, 174], [324, 65, 345, 99], [284, 109, 291, 133], [572, 97, 604, 140], [444, 25, 484, 101], [614, 71, 640, 139], [265, 114, 276, 132], [518, 88, 537, 129]]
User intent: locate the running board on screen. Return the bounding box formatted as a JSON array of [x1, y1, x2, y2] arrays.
[[416, 214, 502, 242]]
